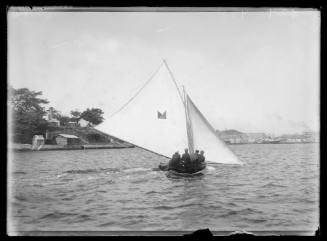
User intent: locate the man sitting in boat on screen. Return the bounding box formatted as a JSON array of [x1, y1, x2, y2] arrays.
[[168, 151, 181, 171], [164, 148, 206, 174], [190, 150, 199, 162], [179, 148, 191, 172], [189, 150, 200, 172], [198, 150, 205, 163]]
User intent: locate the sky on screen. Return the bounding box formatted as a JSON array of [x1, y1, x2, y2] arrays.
[[8, 8, 320, 135]]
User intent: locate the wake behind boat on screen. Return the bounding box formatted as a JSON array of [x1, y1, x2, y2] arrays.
[[96, 60, 243, 173]]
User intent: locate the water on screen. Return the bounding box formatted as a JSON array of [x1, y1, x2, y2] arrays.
[[8, 144, 319, 234]]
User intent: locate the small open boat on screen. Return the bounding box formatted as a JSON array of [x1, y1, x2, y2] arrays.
[[158, 161, 206, 175]]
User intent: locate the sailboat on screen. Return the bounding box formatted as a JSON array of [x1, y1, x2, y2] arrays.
[[96, 60, 243, 171]]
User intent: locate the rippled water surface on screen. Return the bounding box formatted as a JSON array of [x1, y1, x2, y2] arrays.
[[8, 144, 319, 233]]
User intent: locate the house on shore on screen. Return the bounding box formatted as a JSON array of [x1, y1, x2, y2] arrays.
[[279, 132, 320, 143], [302, 131, 319, 142], [32, 135, 45, 150], [55, 134, 82, 146], [218, 129, 248, 144], [78, 118, 93, 127], [45, 107, 60, 127], [217, 130, 269, 144], [67, 121, 78, 127], [48, 119, 60, 127], [246, 133, 267, 143]]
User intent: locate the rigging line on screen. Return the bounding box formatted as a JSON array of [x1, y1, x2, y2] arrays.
[[186, 94, 195, 154], [162, 59, 184, 104], [107, 61, 164, 119], [183, 86, 194, 154]]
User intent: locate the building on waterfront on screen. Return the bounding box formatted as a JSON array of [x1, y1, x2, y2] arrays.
[[278, 131, 319, 143], [78, 118, 93, 127], [218, 130, 270, 144], [32, 135, 45, 150], [302, 131, 319, 142], [279, 134, 305, 143], [217, 129, 319, 144], [48, 119, 60, 127], [55, 134, 82, 146], [67, 121, 78, 127], [218, 129, 248, 144], [46, 107, 60, 127], [245, 133, 267, 143]]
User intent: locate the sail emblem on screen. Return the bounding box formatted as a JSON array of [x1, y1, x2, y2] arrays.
[[157, 111, 167, 119]]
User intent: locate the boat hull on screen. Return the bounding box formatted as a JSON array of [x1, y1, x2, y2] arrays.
[[158, 162, 206, 175], [167, 166, 206, 177]]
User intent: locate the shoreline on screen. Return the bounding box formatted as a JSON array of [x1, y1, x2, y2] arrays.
[[9, 143, 135, 152], [9, 142, 318, 152], [227, 142, 319, 145]]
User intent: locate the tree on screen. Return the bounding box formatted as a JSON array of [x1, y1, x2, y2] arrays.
[[47, 107, 62, 120], [71, 110, 81, 118], [9, 87, 49, 143], [70, 110, 81, 122], [57, 115, 71, 126], [10, 88, 49, 113], [80, 108, 104, 125]]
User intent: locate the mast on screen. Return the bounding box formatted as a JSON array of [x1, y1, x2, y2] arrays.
[[183, 86, 194, 154], [163, 59, 194, 153]]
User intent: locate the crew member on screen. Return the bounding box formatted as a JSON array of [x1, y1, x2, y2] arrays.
[[195, 150, 200, 160], [168, 151, 181, 170], [181, 148, 191, 172], [198, 150, 205, 163]]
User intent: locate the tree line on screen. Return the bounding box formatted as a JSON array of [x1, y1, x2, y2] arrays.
[[8, 86, 104, 144], [50, 107, 104, 126]]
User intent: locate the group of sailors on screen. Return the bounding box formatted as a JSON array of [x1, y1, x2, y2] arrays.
[[168, 148, 205, 172]]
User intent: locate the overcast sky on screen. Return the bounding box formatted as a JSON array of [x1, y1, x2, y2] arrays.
[[8, 9, 320, 135]]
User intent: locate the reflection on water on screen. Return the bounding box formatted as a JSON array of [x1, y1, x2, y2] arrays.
[[8, 144, 319, 233]]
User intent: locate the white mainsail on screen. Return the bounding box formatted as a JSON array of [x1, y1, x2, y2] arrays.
[[96, 61, 242, 164], [96, 62, 188, 158]]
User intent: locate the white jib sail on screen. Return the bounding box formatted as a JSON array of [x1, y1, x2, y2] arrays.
[[186, 94, 243, 165], [96, 63, 188, 158]]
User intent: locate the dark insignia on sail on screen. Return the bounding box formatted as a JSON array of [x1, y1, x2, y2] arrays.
[[157, 111, 167, 119]]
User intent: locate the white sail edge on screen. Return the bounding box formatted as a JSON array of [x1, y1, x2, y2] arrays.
[[182, 86, 195, 154], [107, 61, 165, 119], [162, 59, 184, 104], [104, 132, 171, 159]]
